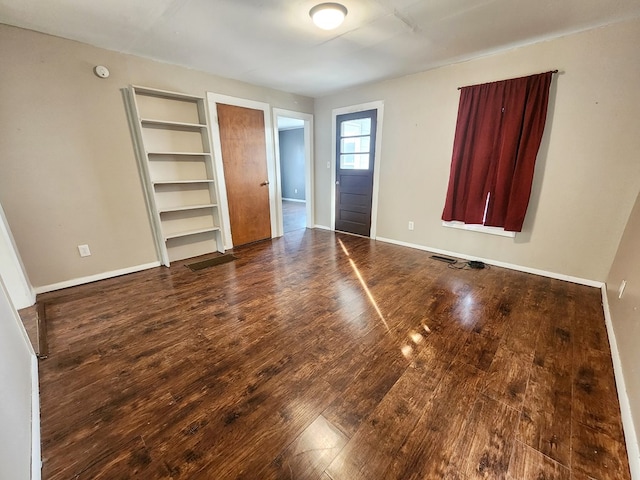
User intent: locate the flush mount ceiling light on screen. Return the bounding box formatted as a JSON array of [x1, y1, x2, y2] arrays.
[[309, 2, 348, 30]]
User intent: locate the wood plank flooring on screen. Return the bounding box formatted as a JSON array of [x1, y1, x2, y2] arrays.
[[29, 229, 631, 479], [282, 199, 306, 233]]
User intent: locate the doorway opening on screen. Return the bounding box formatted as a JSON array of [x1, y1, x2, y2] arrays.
[[207, 96, 314, 247], [277, 117, 306, 232], [335, 109, 377, 237], [331, 101, 384, 238], [207, 93, 277, 249], [273, 109, 314, 235]]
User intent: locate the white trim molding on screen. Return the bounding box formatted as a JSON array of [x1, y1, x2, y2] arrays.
[[375, 236, 603, 287], [442, 220, 516, 238], [33, 261, 161, 294], [601, 286, 640, 479], [331, 100, 384, 238], [0, 202, 36, 308], [31, 355, 41, 480]]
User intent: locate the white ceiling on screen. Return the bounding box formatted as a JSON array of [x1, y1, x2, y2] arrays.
[[2, 0, 640, 97]]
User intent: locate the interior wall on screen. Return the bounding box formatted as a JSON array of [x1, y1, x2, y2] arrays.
[[0, 275, 36, 480], [607, 189, 640, 445], [0, 24, 313, 289], [279, 128, 306, 201], [314, 18, 640, 282]]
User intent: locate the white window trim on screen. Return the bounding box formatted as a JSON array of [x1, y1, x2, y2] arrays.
[[442, 221, 516, 238], [442, 191, 516, 238]]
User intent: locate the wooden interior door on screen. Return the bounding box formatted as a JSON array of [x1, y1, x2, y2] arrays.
[[217, 103, 271, 246], [335, 109, 377, 236]]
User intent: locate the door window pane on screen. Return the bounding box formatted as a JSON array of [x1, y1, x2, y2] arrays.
[[340, 154, 370, 170], [341, 118, 371, 137], [340, 137, 370, 155]]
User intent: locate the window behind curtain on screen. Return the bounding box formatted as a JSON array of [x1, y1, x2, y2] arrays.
[[441, 72, 554, 232]]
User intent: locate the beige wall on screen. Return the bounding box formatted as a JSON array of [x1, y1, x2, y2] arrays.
[[0, 24, 313, 289], [2, 20, 640, 287], [314, 19, 640, 282], [607, 189, 640, 440]]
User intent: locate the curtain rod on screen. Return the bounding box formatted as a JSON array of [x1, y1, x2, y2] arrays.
[[457, 70, 559, 90]]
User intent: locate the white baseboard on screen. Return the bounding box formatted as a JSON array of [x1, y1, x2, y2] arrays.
[[24, 289, 36, 309], [33, 261, 161, 294], [12, 287, 36, 310], [375, 237, 603, 288], [31, 354, 41, 480], [313, 224, 333, 231], [601, 286, 640, 479], [282, 198, 306, 203]]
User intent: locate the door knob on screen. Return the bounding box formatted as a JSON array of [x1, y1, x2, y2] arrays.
[[260, 180, 269, 186]]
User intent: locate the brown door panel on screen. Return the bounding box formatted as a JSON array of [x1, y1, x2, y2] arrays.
[[339, 209, 369, 224], [335, 109, 377, 237], [217, 103, 271, 246]]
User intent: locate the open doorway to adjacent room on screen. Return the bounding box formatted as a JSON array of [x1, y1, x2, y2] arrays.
[[273, 109, 314, 235]]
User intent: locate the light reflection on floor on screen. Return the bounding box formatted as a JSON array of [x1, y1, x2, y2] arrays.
[[410, 331, 424, 344], [338, 238, 390, 332], [456, 293, 476, 326], [336, 237, 439, 363]]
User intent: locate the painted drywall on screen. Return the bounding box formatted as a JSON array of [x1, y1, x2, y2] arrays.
[[0, 276, 36, 480], [607, 189, 640, 447], [0, 24, 313, 289], [0, 202, 34, 308], [279, 128, 306, 201], [314, 18, 640, 282]]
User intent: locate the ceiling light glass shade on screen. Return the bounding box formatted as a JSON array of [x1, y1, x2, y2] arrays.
[[310, 3, 348, 30]]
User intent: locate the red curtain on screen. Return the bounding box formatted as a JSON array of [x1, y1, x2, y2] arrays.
[[441, 72, 553, 232]]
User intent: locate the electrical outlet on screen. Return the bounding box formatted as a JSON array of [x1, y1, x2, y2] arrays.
[[618, 280, 627, 299], [294, 188, 298, 194], [408, 221, 414, 231], [327, 161, 330, 169], [78, 244, 91, 257]]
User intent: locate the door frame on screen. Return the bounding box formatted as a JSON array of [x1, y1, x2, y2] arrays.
[[207, 93, 278, 249], [272, 108, 315, 230], [331, 101, 384, 238], [0, 202, 34, 308]]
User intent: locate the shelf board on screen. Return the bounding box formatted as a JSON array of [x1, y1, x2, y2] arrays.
[[164, 226, 220, 240], [132, 85, 202, 102], [159, 204, 218, 213], [141, 118, 207, 131], [147, 151, 212, 157], [153, 179, 214, 185]]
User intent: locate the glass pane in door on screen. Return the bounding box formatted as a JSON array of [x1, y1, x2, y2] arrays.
[[340, 153, 370, 170], [340, 118, 372, 137], [340, 137, 370, 154]]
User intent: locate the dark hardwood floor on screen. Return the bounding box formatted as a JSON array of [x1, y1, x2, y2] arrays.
[[26, 229, 630, 479]]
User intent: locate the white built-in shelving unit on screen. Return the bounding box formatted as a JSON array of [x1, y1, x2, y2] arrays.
[[126, 85, 225, 266]]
